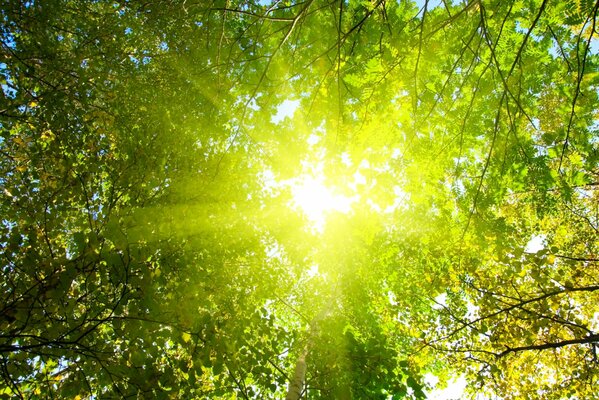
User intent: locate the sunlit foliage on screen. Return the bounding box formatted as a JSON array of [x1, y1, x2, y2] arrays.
[[1, 0, 598, 398]]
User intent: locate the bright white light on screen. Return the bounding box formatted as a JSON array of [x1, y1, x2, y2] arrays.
[[290, 176, 354, 230], [272, 99, 300, 124], [426, 374, 468, 400], [341, 152, 352, 166], [307, 134, 321, 145], [387, 291, 398, 306], [353, 171, 366, 185], [432, 293, 447, 310], [307, 264, 319, 277], [525, 234, 546, 253]]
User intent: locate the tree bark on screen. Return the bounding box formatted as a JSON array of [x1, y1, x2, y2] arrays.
[[498, 334, 599, 357], [285, 346, 308, 400], [285, 307, 330, 399]]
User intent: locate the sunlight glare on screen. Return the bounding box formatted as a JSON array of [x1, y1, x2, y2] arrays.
[[290, 176, 354, 230], [425, 374, 468, 400]]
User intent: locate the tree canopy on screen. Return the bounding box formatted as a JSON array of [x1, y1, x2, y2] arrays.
[[1, 0, 598, 398]]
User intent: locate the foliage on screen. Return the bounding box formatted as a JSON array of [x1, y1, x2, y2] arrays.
[[1, 0, 598, 398]]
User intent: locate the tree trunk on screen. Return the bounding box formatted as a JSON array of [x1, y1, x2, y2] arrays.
[[285, 347, 308, 400]]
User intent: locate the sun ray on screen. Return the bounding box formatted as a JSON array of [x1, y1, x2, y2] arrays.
[[290, 176, 355, 230]]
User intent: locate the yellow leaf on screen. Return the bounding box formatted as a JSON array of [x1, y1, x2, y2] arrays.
[[41, 130, 55, 141], [182, 332, 191, 343], [28, 101, 38, 108]]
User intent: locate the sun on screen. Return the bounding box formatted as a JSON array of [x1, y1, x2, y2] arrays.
[[290, 176, 354, 230]]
